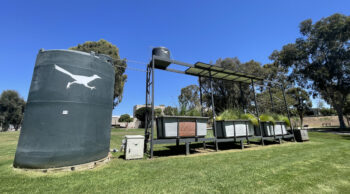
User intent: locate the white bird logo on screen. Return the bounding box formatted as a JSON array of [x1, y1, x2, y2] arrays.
[[54, 65, 101, 90]]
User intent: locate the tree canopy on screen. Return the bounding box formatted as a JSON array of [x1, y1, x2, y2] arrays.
[[178, 85, 200, 111], [0, 90, 26, 131], [163, 106, 178, 116], [200, 58, 267, 113], [118, 114, 133, 123], [270, 13, 350, 128], [70, 39, 127, 107]]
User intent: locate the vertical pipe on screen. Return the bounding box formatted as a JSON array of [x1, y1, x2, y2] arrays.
[[150, 57, 155, 158], [281, 84, 294, 137], [144, 66, 149, 153], [239, 82, 245, 112], [199, 76, 204, 117], [251, 79, 263, 144], [209, 70, 218, 151], [268, 87, 274, 112]]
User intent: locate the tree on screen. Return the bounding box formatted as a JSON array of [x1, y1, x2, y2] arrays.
[[70, 39, 127, 107], [135, 107, 151, 122], [118, 114, 133, 129], [271, 14, 350, 128], [286, 88, 312, 128], [256, 87, 295, 115], [178, 85, 200, 111], [200, 58, 267, 113], [134, 107, 162, 128], [0, 90, 26, 131], [344, 95, 350, 126], [164, 106, 178, 116]]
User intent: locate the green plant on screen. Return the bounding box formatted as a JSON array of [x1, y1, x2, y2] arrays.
[[185, 109, 201, 116], [216, 109, 239, 121], [273, 115, 291, 127], [259, 114, 275, 124], [240, 113, 259, 126]]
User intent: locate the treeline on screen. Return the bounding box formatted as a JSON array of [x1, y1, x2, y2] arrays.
[[166, 13, 350, 129]]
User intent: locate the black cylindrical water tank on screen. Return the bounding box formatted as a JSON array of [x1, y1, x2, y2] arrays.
[[152, 47, 171, 69], [13, 49, 115, 169]]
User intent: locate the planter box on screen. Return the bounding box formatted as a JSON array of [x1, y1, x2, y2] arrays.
[[294, 129, 309, 142], [260, 121, 288, 137], [216, 120, 255, 138], [156, 116, 208, 139]]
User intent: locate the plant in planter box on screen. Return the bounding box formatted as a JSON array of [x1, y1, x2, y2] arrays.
[[216, 109, 256, 138]]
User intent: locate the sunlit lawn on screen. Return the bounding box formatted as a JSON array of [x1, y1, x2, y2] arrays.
[[1, 128, 350, 193]]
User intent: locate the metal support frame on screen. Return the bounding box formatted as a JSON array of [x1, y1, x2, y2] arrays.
[[281, 84, 295, 141], [144, 55, 296, 158], [145, 56, 217, 158], [199, 76, 204, 117], [209, 70, 219, 151], [145, 57, 156, 158], [251, 79, 264, 145]]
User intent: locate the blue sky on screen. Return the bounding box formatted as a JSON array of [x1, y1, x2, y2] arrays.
[[1, 0, 349, 116]]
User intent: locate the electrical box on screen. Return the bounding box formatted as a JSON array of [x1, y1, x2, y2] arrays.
[[295, 130, 309, 142], [125, 135, 145, 160]]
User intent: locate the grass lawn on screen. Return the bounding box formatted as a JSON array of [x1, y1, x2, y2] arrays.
[[1, 129, 350, 193]]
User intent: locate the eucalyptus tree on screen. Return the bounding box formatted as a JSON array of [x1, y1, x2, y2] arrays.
[[271, 14, 350, 128], [70, 39, 127, 107]]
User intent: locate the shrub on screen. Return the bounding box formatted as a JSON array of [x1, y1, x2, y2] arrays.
[[273, 114, 291, 127], [185, 108, 201, 116], [216, 109, 239, 121], [240, 113, 259, 126], [259, 114, 275, 124]]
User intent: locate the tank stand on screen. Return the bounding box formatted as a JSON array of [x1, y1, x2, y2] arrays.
[[185, 142, 190, 155], [261, 138, 265, 146]]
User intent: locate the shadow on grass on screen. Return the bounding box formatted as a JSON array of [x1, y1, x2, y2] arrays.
[[339, 135, 350, 141], [152, 143, 216, 157]]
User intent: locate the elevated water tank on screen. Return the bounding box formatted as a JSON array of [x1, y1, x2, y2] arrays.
[[13, 49, 115, 169], [152, 47, 171, 69]]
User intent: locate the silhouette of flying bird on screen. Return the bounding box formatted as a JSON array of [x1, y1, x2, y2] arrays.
[[54, 65, 101, 90]]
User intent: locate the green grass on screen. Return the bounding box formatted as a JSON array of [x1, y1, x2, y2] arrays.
[[1, 129, 350, 193]]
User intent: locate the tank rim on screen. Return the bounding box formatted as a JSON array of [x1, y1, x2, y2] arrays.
[[39, 49, 99, 57]]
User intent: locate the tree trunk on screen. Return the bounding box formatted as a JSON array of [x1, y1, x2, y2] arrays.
[[334, 106, 346, 129], [300, 115, 303, 129]]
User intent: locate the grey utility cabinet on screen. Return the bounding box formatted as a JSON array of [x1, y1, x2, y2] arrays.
[[294, 129, 309, 142], [125, 135, 145, 160]]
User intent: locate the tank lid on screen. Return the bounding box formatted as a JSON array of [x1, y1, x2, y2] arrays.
[[125, 135, 145, 139]]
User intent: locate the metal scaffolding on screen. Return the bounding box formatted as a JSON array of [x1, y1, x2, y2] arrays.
[[144, 55, 295, 158]]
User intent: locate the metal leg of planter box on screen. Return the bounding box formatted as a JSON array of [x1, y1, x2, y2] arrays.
[[186, 142, 190, 155], [215, 140, 219, 151], [278, 138, 282, 144], [261, 138, 265, 146], [150, 140, 154, 158], [203, 141, 206, 149], [240, 140, 244, 150], [176, 139, 179, 147]]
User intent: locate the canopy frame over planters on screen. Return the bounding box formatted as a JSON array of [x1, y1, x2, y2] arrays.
[[145, 53, 295, 158]]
